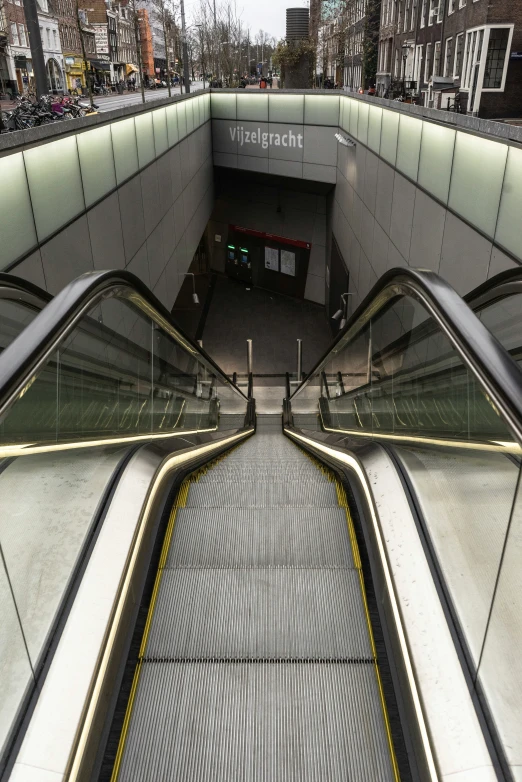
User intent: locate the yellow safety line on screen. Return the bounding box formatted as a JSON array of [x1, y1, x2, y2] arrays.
[[110, 444, 240, 782], [335, 478, 401, 782]]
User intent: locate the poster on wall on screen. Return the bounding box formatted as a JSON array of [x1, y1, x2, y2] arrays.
[[265, 247, 279, 271], [280, 249, 296, 277]]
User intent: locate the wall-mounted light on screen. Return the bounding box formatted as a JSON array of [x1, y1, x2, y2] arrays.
[[331, 292, 353, 330], [334, 132, 356, 148], [180, 272, 200, 304]]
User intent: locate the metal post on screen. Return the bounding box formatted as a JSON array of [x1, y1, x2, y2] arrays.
[[297, 339, 302, 381], [23, 0, 47, 97], [180, 0, 190, 93], [246, 339, 253, 375]]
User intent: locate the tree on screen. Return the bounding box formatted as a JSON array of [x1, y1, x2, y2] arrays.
[[76, 3, 95, 106], [0, 0, 8, 96]]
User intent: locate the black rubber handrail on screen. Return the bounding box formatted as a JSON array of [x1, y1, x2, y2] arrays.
[[0, 272, 51, 304], [0, 269, 248, 419], [290, 267, 522, 444], [464, 266, 522, 306]]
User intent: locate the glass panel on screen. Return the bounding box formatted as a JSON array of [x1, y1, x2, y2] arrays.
[[290, 282, 522, 771], [341, 96, 351, 133], [24, 136, 85, 242], [477, 293, 522, 364], [396, 115, 422, 181], [0, 153, 37, 269], [349, 99, 359, 139], [448, 131, 508, 237], [237, 93, 269, 122], [152, 108, 169, 156], [356, 102, 369, 145], [495, 146, 522, 259], [185, 98, 194, 135], [166, 103, 179, 147], [0, 553, 34, 758], [477, 475, 522, 772], [0, 300, 41, 352], [210, 92, 237, 120], [367, 105, 382, 153], [0, 293, 247, 447], [417, 122, 455, 204], [135, 111, 155, 168], [177, 100, 187, 140], [268, 94, 304, 124], [77, 125, 117, 208], [304, 94, 339, 126], [0, 285, 247, 759], [380, 109, 399, 166], [111, 117, 139, 184]]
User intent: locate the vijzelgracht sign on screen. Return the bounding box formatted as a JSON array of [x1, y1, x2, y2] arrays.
[[230, 126, 304, 150]]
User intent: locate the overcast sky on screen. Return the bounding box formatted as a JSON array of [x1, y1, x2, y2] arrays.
[[186, 0, 308, 42]]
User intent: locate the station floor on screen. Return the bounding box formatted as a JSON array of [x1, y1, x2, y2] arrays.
[[199, 275, 332, 378]]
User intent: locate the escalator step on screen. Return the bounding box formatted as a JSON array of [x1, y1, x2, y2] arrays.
[[117, 662, 394, 782], [185, 480, 338, 507], [144, 568, 371, 660], [167, 507, 354, 568]]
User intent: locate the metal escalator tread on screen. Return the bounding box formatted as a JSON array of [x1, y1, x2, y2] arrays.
[[114, 415, 398, 781], [167, 507, 355, 567], [144, 568, 373, 659]]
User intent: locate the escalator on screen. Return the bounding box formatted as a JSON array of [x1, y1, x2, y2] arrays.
[[0, 267, 521, 782]]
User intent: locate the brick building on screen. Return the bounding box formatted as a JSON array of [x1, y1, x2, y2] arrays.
[[377, 0, 522, 117], [137, 7, 153, 81]]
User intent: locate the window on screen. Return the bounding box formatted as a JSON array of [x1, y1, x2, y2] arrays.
[[444, 37, 453, 76], [410, 0, 417, 30], [437, 0, 443, 21], [420, 0, 427, 27], [424, 42, 432, 81], [18, 24, 27, 46], [454, 32, 463, 76], [483, 27, 510, 88], [448, 0, 455, 12], [428, 0, 439, 25], [459, 0, 466, 6], [404, 0, 410, 32], [414, 43, 423, 84], [394, 48, 399, 77], [10, 22, 19, 45], [434, 40, 441, 75]]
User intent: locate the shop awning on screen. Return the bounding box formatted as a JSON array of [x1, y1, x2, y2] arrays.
[[126, 64, 139, 75], [89, 60, 111, 71]]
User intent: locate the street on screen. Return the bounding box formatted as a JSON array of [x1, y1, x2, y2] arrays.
[[94, 81, 205, 112]]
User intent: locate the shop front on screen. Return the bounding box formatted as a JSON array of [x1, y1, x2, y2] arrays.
[[64, 55, 86, 92], [88, 56, 112, 88]]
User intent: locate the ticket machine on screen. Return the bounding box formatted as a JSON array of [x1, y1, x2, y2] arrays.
[[225, 244, 252, 284]]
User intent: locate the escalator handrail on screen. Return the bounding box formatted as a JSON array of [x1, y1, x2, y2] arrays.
[[464, 265, 522, 310], [0, 271, 52, 307], [290, 267, 522, 444], [0, 269, 249, 420]]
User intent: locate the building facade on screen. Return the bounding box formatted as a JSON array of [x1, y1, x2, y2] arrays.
[[114, 1, 137, 83], [377, 0, 522, 117], [136, 0, 165, 78], [0, 0, 65, 95]]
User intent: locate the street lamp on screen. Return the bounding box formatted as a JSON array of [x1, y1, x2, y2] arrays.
[[401, 43, 409, 97]]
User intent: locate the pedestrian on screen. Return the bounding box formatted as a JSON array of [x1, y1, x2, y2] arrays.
[[259, 75, 267, 89]]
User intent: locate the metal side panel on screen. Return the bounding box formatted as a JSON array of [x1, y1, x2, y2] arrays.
[[167, 507, 355, 568], [117, 661, 395, 782]]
